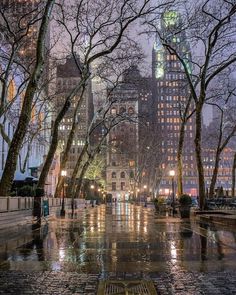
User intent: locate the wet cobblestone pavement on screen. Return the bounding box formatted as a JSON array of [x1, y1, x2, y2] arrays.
[[1, 203, 236, 294]]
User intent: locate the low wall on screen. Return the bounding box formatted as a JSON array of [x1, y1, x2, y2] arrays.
[[0, 197, 87, 229], [0, 197, 87, 212]]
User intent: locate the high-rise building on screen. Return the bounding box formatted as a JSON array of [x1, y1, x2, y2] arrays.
[[91, 63, 107, 113], [202, 146, 234, 193], [1, 0, 50, 65], [56, 56, 93, 177], [152, 11, 197, 195], [106, 66, 153, 201], [106, 69, 139, 201]]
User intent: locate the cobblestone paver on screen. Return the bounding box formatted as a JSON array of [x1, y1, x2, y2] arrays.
[[0, 271, 98, 295], [2, 205, 236, 294], [1, 271, 236, 294]]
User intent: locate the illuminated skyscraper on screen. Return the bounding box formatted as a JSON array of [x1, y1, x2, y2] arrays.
[[152, 11, 197, 195]]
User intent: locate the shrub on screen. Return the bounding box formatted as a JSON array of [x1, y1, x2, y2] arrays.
[[154, 197, 165, 205], [179, 194, 192, 206], [18, 185, 34, 197]]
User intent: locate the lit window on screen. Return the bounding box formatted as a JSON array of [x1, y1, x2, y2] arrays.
[[111, 107, 117, 115]]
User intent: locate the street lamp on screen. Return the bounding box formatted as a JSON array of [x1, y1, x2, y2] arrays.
[[98, 188, 101, 203], [136, 188, 140, 205], [169, 170, 175, 216], [60, 170, 67, 216], [143, 185, 147, 207], [90, 184, 95, 207]]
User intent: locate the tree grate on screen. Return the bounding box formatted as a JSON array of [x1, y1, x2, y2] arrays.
[[97, 280, 157, 295]]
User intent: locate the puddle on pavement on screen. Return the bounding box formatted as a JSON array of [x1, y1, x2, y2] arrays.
[[1, 203, 236, 273]]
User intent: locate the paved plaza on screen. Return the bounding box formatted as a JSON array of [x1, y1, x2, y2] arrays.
[[1, 203, 236, 294]]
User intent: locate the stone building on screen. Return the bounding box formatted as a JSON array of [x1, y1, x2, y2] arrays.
[[56, 56, 94, 177], [105, 67, 154, 201]]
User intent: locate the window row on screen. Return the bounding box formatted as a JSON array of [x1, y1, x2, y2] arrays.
[[111, 107, 135, 115], [112, 182, 126, 191], [112, 171, 125, 178]]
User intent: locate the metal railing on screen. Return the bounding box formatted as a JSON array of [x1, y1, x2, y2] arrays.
[[0, 197, 78, 213]]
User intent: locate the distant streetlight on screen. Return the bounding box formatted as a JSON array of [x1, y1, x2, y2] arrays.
[[90, 184, 95, 207], [97, 188, 101, 203], [143, 185, 147, 207], [60, 170, 67, 216], [169, 170, 175, 216]]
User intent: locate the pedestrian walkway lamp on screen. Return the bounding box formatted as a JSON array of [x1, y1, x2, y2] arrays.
[[169, 170, 175, 216], [136, 188, 140, 205], [60, 170, 67, 216], [90, 184, 95, 207], [143, 185, 147, 207]]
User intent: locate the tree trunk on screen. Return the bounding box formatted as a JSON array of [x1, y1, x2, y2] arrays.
[[0, 0, 55, 196], [71, 156, 91, 216], [54, 89, 85, 197], [209, 150, 221, 198], [37, 73, 89, 190], [232, 152, 236, 198], [66, 142, 88, 197], [194, 103, 205, 210], [74, 161, 91, 199], [177, 122, 185, 196], [37, 100, 71, 189], [54, 175, 63, 198]]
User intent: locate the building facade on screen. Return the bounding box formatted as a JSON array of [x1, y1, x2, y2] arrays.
[[152, 11, 197, 196], [106, 70, 139, 201], [105, 67, 155, 201], [56, 56, 93, 177]]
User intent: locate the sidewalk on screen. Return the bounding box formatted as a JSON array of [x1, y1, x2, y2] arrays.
[[196, 210, 236, 226], [0, 270, 236, 294]]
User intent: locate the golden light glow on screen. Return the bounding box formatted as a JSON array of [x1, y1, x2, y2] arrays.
[[169, 170, 175, 177], [61, 170, 67, 177]]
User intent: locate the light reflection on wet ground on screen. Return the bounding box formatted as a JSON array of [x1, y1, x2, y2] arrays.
[[1, 203, 236, 273]]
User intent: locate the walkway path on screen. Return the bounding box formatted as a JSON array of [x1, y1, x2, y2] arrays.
[[1, 203, 236, 294]]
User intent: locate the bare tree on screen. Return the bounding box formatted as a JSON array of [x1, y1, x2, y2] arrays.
[[147, 0, 236, 209], [37, 0, 169, 192], [232, 152, 236, 198], [67, 103, 130, 213], [0, 0, 55, 196], [53, 41, 143, 198], [203, 77, 236, 198]]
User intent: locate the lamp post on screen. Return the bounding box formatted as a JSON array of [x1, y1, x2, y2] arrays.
[[98, 188, 101, 202], [136, 188, 140, 205], [90, 184, 95, 207], [143, 185, 147, 207], [169, 170, 175, 216], [60, 170, 67, 216]]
